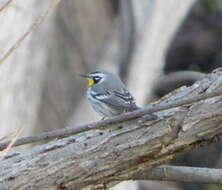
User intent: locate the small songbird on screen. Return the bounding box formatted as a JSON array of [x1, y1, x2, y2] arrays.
[[80, 70, 138, 117]]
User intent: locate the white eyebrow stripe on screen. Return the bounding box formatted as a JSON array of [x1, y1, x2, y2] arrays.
[[91, 73, 105, 78]]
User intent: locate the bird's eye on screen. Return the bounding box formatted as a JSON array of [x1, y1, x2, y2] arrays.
[[93, 76, 101, 84]]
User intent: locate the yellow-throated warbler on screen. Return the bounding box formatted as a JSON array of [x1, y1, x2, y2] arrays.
[[80, 70, 138, 117]]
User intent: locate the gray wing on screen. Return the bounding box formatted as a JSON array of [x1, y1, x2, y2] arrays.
[[92, 88, 138, 112]]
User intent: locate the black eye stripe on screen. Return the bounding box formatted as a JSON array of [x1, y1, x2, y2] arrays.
[[93, 76, 101, 83]]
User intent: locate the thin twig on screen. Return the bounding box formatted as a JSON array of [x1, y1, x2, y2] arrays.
[[0, 130, 19, 141], [0, 88, 222, 151], [0, 0, 14, 12], [0, 128, 23, 160], [0, 0, 63, 64], [126, 165, 222, 184]]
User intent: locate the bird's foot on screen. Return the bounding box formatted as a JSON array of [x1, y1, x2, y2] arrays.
[[138, 114, 158, 125], [101, 117, 107, 120]]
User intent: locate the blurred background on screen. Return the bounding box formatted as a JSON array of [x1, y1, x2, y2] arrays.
[[1, 0, 222, 190]]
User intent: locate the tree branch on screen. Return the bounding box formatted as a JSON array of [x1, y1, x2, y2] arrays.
[[0, 0, 63, 64], [124, 165, 222, 184], [1, 70, 222, 189], [0, 0, 14, 12], [1, 70, 222, 151]]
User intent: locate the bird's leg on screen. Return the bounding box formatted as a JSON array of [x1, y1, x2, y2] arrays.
[[101, 117, 107, 120], [141, 114, 158, 122]]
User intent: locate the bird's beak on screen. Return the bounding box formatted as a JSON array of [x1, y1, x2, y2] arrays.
[[79, 73, 94, 86], [79, 73, 91, 78]]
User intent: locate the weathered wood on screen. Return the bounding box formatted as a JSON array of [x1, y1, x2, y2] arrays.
[[1, 70, 222, 189]]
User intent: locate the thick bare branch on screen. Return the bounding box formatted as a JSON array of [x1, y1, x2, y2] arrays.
[[1, 70, 222, 189], [1, 71, 222, 151]]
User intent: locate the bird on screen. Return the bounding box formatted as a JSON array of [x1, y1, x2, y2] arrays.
[[80, 69, 138, 118]]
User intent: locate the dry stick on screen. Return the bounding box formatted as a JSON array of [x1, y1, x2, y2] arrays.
[[0, 128, 23, 160], [0, 0, 63, 64], [1, 88, 222, 151], [122, 165, 222, 184], [0, 0, 14, 12]]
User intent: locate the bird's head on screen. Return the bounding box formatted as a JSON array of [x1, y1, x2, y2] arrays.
[[80, 70, 107, 87]]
